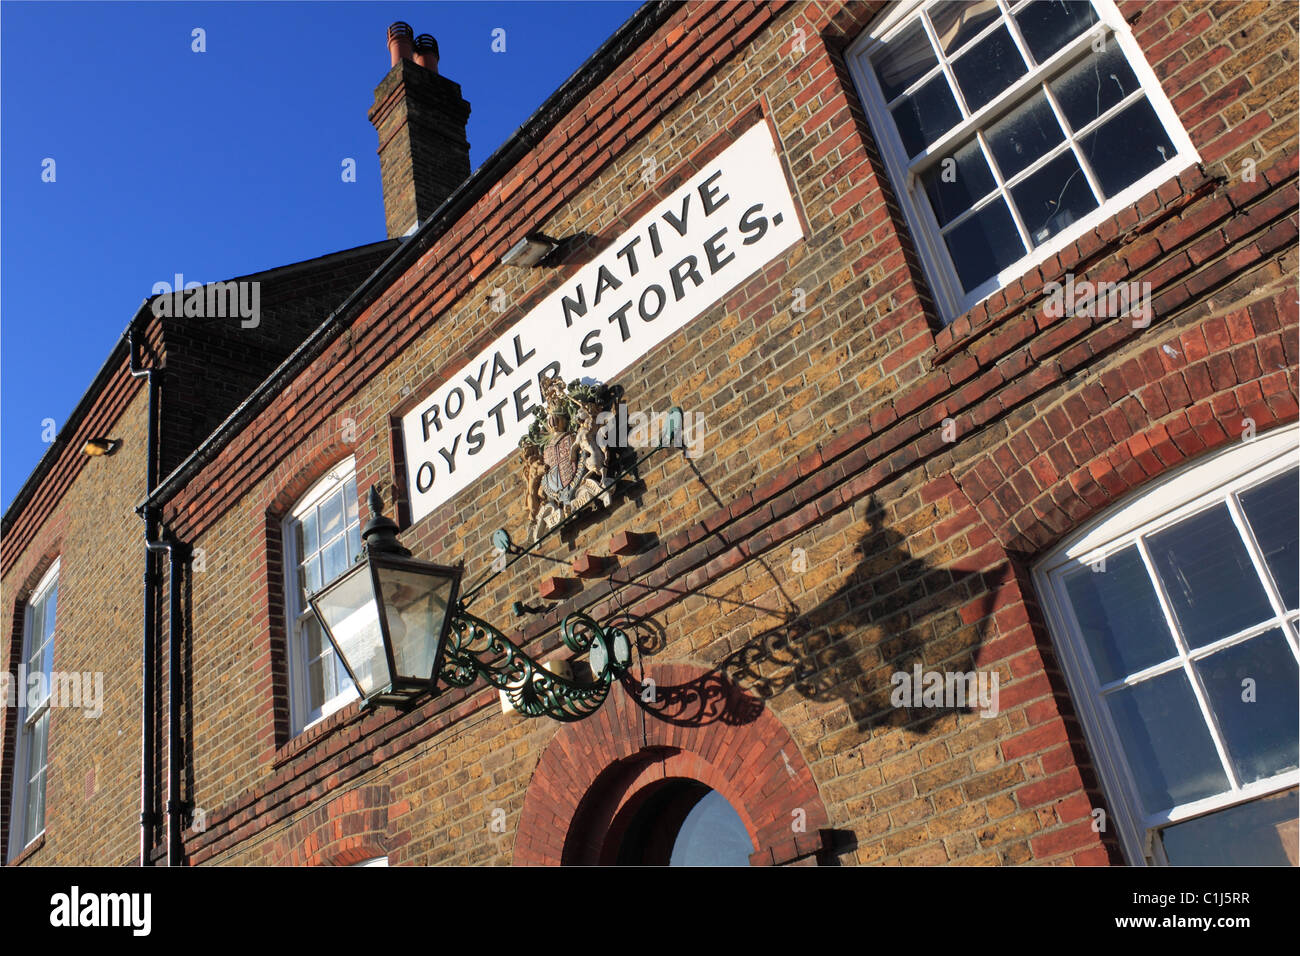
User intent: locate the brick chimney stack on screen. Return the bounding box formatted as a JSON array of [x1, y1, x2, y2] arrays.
[[369, 22, 471, 238]]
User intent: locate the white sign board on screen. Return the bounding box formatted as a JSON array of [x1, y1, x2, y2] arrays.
[[400, 120, 804, 524]]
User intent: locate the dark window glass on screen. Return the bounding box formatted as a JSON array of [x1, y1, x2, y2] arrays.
[[928, 0, 1001, 54], [1147, 504, 1275, 648], [1015, 0, 1100, 64], [1050, 42, 1142, 131], [1194, 629, 1300, 785], [874, 21, 937, 101], [1107, 670, 1230, 814], [1063, 547, 1176, 684], [1239, 468, 1300, 610], [1160, 788, 1299, 866], [1080, 97, 1175, 196], [921, 138, 996, 226], [943, 197, 1025, 291], [1011, 149, 1099, 246], [986, 90, 1066, 178], [952, 25, 1027, 112], [891, 74, 963, 156]]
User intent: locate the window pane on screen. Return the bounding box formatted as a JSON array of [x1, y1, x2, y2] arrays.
[[927, 0, 1000, 54], [1106, 670, 1229, 814], [951, 25, 1027, 113], [1194, 629, 1299, 785], [1011, 149, 1099, 246], [891, 74, 963, 157], [344, 477, 359, 525], [303, 617, 336, 711], [1147, 504, 1275, 648], [986, 91, 1066, 178], [1063, 546, 1175, 684], [943, 197, 1025, 292], [921, 138, 996, 226], [321, 533, 350, 584], [1015, 0, 1099, 64], [25, 713, 49, 841], [306, 656, 329, 712], [1239, 468, 1299, 610], [42, 585, 58, 643], [347, 523, 363, 569], [1160, 788, 1299, 866], [319, 491, 344, 544], [301, 555, 322, 600], [26, 602, 45, 671], [1079, 97, 1175, 197], [300, 509, 319, 557], [873, 21, 937, 101], [39, 633, 55, 686], [1050, 42, 1141, 131]]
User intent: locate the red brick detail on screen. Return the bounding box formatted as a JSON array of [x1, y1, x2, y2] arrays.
[[608, 531, 652, 556], [571, 553, 616, 578], [539, 576, 581, 600], [514, 662, 829, 866], [269, 783, 391, 866]]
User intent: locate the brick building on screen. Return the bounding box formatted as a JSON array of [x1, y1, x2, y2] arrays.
[[3, 0, 1297, 868]]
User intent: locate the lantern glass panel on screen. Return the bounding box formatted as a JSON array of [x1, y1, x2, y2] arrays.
[[311, 563, 392, 697], [373, 564, 457, 682]]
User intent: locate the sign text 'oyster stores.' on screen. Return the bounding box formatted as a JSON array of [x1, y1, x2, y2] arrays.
[[399, 121, 805, 524]]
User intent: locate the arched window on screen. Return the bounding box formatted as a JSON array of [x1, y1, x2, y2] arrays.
[[8, 558, 59, 860], [1035, 423, 1299, 865], [283, 459, 363, 733], [611, 780, 753, 866]]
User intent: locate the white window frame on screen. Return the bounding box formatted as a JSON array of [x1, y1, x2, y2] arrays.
[[283, 459, 362, 734], [1034, 423, 1300, 865], [845, 0, 1201, 324], [8, 558, 59, 861]]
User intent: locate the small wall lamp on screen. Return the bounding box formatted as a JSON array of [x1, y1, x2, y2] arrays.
[[82, 438, 121, 456], [501, 233, 559, 267]]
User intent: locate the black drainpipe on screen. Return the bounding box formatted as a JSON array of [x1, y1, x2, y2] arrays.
[[144, 534, 185, 866], [127, 320, 160, 866]]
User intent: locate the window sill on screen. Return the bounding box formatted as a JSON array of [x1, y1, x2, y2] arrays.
[[274, 699, 364, 767], [6, 833, 45, 866], [928, 163, 1217, 366]]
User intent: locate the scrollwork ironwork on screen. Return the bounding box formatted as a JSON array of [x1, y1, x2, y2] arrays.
[[440, 609, 631, 721]]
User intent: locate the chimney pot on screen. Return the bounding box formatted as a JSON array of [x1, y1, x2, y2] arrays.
[[414, 34, 440, 73], [370, 23, 472, 239], [387, 21, 414, 66]]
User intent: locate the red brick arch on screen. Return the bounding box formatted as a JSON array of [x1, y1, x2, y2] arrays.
[[514, 662, 830, 866], [270, 783, 390, 866]]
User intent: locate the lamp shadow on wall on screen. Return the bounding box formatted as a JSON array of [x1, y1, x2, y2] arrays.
[[617, 492, 1009, 736]]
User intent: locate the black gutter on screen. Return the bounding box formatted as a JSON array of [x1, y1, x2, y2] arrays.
[[127, 319, 160, 867], [136, 0, 680, 517]]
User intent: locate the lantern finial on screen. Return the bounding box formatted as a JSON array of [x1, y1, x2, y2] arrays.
[[368, 484, 385, 520]]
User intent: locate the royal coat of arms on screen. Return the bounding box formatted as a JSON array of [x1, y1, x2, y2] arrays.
[[519, 373, 618, 540]]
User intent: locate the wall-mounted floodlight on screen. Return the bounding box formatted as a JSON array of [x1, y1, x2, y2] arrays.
[[501, 233, 559, 267]]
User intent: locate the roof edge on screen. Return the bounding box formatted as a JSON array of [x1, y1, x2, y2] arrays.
[[137, 0, 680, 517]]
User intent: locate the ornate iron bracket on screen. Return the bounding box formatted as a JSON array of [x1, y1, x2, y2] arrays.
[[439, 609, 632, 721]]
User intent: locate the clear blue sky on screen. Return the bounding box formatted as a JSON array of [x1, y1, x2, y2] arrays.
[[1, 0, 641, 511]]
